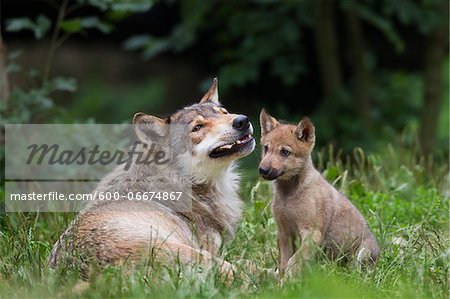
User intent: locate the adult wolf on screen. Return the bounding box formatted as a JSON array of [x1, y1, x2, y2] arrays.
[[49, 79, 256, 281]]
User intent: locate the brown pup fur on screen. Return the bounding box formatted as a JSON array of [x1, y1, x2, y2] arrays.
[[259, 109, 379, 276]]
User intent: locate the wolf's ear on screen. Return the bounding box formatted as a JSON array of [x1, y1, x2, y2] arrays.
[[296, 117, 315, 143], [260, 108, 279, 136], [133, 112, 170, 143], [199, 77, 220, 105]]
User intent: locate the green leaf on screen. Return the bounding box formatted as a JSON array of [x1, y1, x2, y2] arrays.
[[324, 166, 340, 182], [83, 0, 153, 12], [6, 18, 34, 32], [106, 10, 132, 22], [111, 1, 153, 13], [50, 77, 78, 92], [5, 15, 51, 39], [35, 15, 51, 38], [81, 17, 113, 34], [62, 17, 113, 34], [7, 50, 22, 60], [253, 201, 266, 215], [85, 0, 111, 11], [123, 35, 169, 59], [123, 35, 151, 50], [61, 19, 83, 33], [219, 63, 258, 91], [357, 3, 405, 53], [349, 181, 366, 197], [142, 39, 170, 59], [6, 63, 21, 73], [28, 69, 41, 78]]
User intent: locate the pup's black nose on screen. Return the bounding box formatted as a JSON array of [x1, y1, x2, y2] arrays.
[[233, 115, 250, 131], [259, 167, 270, 176]]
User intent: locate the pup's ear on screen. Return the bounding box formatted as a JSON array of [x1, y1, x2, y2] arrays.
[[260, 108, 279, 136], [133, 112, 170, 143], [199, 77, 220, 105], [296, 117, 315, 143]]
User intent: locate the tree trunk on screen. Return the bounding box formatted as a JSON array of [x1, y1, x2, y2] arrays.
[[0, 24, 9, 105], [0, 24, 9, 145], [313, 0, 343, 101], [345, 0, 371, 129], [419, 20, 448, 156]]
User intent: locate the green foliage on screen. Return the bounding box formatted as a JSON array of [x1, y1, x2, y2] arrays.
[[372, 71, 423, 128], [0, 76, 78, 124], [62, 77, 166, 122], [4, 0, 447, 155], [123, 0, 448, 92], [123, 35, 171, 59], [61, 17, 113, 34], [345, 0, 405, 52], [5, 15, 51, 39], [5, 0, 151, 41], [123, 0, 311, 91], [437, 57, 449, 150], [81, 0, 154, 12], [341, 0, 446, 52], [2, 0, 155, 126], [309, 63, 449, 153], [382, 0, 448, 34], [119, 0, 448, 156]]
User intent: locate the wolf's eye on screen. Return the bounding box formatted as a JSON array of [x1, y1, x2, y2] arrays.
[[220, 108, 229, 114], [192, 124, 204, 132], [280, 148, 291, 157], [263, 145, 269, 153]]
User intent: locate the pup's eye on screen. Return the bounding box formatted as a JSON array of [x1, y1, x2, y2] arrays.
[[220, 108, 229, 114], [263, 145, 269, 153], [192, 124, 204, 132], [280, 148, 291, 157]]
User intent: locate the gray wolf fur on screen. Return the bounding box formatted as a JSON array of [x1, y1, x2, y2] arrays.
[[49, 79, 256, 280]]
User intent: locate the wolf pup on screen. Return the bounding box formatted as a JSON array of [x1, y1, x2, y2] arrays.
[[258, 109, 379, 276], [49, 79, 256, 280]]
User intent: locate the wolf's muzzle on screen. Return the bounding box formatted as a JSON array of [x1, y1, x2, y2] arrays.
[[233, 115, 250, 132]]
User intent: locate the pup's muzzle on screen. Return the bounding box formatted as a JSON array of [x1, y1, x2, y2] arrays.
[[259, 167, 284, 181]]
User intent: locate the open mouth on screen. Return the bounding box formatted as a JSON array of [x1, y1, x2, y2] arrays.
[[209, 134, 254, 158]]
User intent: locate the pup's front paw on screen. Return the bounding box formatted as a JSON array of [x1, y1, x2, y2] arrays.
[[284, 256, 302, 280]]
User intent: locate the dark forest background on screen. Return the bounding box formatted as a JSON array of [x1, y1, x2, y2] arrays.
[[1, 0, 448, 159]]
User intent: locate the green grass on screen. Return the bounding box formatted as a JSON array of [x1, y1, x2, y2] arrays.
[[0, 136, 448, 298]]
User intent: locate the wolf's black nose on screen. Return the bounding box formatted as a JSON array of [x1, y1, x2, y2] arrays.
[[233, 115, 250, 131], [259, 167, 269, 176]]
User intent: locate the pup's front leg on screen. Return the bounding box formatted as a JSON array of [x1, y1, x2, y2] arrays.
[[285, 229, 322, 278], [277, 228, 294, 275]]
